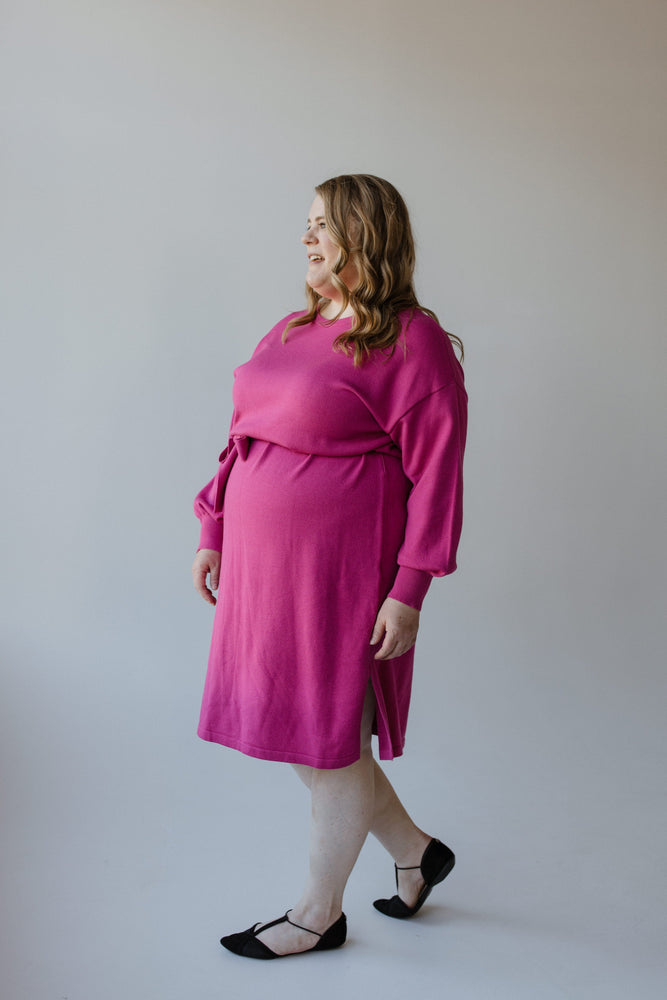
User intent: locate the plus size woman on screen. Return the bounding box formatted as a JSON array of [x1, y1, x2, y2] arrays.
[[192, 173, 467, 958]]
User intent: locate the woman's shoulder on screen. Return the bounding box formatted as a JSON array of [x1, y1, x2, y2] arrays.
[[248, 310, 308, 356], [397, 308, 464, 386], [266, 310, 308, 336], [399, 307, 447, 344]]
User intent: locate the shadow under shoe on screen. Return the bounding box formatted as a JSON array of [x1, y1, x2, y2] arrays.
[[373, 838, 455, 919], [221, 910, 347, 960]]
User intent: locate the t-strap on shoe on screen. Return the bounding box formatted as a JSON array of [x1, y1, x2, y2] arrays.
[[373, 838, 455, 919], [220, 910, 347, 959]]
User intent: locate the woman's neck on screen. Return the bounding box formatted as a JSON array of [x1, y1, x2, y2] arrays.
[[319, 299, 356, 320]]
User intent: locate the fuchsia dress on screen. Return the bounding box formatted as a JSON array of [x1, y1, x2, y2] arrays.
[[194, 309, 467, 768]]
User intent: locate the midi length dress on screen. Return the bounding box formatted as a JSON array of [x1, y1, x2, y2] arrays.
[[194, 309, 467, 768]]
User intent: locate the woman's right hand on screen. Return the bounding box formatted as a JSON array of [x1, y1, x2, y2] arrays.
[[192, 548, 221, 606]]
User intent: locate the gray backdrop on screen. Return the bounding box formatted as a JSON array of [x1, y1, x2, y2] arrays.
[[1, 1, 665, 997]]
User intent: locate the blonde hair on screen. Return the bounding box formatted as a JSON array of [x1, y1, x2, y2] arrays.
[[284, 173, 463, 366]]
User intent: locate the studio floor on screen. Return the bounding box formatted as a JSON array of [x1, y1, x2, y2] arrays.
[[2, 724, 665, 1000]]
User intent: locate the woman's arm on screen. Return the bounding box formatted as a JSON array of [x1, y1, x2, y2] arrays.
[[370, 377, 467, 653], [388, 380, 468, 609]]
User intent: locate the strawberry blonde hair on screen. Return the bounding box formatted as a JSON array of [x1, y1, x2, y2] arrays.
[[283, 173, 463, 366]]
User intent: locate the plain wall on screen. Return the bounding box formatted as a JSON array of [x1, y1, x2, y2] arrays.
[[1, 1, 665, 997]]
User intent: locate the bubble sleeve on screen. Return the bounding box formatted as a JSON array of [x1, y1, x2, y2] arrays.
[[386, 380, 467, 611]]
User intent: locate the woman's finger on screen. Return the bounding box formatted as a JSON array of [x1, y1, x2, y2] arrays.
[[374, 629, 399, 660], [370, 613, 385, 646], [380, 627, 419, 660], [197, 574, 213, 603]]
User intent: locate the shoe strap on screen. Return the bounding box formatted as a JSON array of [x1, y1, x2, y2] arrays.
[[253, 909, 325, 938], [394, 861, 422, 893], [252, 912, 290, 935], [285, 910, 323, 937]]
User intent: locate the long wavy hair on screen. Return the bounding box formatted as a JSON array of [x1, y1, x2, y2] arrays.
[[283, 173, 463, 366]]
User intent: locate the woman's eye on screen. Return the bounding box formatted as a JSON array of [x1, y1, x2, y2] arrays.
[[319, 221, 327, 229]]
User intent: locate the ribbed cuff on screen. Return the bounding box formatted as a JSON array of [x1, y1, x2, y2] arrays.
[[387, 566, 433, 611], [197, 516, 224, 553]]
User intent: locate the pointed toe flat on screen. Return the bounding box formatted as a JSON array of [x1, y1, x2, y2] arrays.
[[373, 837, 455, 919]]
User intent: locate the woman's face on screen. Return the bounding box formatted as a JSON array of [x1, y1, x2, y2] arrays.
[[302, 194, 358, 302]]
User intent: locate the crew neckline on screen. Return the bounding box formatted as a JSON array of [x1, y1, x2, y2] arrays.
[[313, 310, 355, 328]]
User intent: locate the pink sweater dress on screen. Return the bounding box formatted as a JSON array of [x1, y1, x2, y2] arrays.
[[194, 308, 467, 768]]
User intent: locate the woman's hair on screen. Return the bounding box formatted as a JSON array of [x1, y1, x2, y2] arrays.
[[283, 173, 463, 366]]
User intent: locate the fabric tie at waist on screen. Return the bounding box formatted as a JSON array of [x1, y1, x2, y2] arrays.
[[210, 435, 249, 518], [199, 434, 402, 525]]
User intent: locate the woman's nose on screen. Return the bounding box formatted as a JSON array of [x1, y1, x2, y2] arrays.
[[301, 226, 314, 245]]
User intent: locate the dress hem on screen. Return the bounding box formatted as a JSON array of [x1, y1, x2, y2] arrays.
[[197, 726, 404, 768]]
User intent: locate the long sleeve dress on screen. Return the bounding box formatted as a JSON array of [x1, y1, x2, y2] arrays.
[[194, 308, 467, 768]]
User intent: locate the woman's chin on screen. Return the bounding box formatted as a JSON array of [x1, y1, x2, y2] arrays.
[[306, 269, 333, 293]]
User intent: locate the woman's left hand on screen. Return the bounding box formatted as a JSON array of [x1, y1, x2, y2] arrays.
[[370, 597, 420, 660]]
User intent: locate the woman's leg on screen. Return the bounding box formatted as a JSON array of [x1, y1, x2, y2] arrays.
[[255, 682, 377, 955], [283, 685, 434, 935], [294, 756, 432, 909], [367, 762, 433, 905]]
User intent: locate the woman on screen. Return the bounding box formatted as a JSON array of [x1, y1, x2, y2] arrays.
[[192, 174, 467, 959]]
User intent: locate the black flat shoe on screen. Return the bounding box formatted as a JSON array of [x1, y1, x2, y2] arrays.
[[220, 909, 347, 960], [373, 837, 455, 919]]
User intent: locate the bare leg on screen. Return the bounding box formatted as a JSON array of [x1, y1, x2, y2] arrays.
[[255, 682, 377, 955], [368, 762, 433, 905], [291, 687, 435, 911]]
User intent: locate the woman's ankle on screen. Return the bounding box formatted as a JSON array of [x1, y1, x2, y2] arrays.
[[290, 897, 343, 932], [394, 828, 432, 868]]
